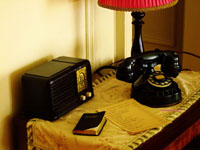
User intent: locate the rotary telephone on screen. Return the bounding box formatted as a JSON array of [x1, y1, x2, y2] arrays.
[[116, 49, 182, 107]]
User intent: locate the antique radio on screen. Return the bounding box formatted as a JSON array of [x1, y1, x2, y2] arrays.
[[21, 56, 94, 120]]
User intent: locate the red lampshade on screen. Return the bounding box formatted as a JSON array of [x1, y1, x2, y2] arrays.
[[98, 0, 178, 11]]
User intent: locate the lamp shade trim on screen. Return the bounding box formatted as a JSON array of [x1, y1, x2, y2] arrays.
[[98, 0, 179, 12]]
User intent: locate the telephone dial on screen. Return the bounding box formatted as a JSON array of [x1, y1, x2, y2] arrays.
[[116, 49, 182, 107]]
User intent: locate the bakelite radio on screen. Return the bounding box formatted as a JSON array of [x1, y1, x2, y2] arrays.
[[21, 56, 94, 120]]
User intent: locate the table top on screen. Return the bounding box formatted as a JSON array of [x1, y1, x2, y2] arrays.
[[26, 71, 200, 150]]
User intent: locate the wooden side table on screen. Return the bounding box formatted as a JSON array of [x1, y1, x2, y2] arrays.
[[14, 71, 200, 150]]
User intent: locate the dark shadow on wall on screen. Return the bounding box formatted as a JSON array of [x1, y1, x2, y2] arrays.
[[10, 55, 53, 115], [2, 55, 53, 150]]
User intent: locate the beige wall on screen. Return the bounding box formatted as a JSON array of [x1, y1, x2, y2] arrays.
[[0, 1, 85, 149], [182, 0, 200, 71], [0, 1, 116, 149], [91, 1, 115, 69]]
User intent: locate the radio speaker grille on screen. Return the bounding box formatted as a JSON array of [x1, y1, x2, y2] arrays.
[[50, 71, 78, 115]]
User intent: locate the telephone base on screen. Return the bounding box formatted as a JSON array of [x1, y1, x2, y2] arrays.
[[131, 81, 182, 107]]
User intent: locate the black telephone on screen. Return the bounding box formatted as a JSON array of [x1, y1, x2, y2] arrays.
[[116, 49, 182, 107]]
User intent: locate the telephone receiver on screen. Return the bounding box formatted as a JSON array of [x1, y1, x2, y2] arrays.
[[116, 49, 182, 107]]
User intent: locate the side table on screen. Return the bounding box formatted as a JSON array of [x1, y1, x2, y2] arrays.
[[15, 71, 200, 150]]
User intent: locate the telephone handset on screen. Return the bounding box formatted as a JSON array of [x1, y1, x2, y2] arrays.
[[116, 49, 182, 107]]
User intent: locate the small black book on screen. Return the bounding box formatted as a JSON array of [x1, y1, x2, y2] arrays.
[[73, 111, 106, 136]]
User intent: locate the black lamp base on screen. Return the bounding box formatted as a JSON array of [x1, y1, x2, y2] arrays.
[[131, 12, 145, 57]]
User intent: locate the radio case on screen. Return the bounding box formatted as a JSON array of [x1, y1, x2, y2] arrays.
[[21, 56, 94, 120]]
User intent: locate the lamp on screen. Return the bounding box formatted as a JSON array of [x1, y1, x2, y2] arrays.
[[98, 0, 179, 57], [97, 0, 182, 107]]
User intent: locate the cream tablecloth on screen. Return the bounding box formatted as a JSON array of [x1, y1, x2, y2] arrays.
[[27, 71, 200, 150]]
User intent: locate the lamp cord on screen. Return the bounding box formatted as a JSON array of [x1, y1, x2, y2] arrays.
[[176, 51, 200, 59]]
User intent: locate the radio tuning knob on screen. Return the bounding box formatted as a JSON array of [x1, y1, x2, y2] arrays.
[[80, 95, 86, 101], [86, 92, 92, 98]]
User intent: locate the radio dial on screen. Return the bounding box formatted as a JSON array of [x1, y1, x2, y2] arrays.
[[86, 92, 92, 98], [80, 95, 86, 101]]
